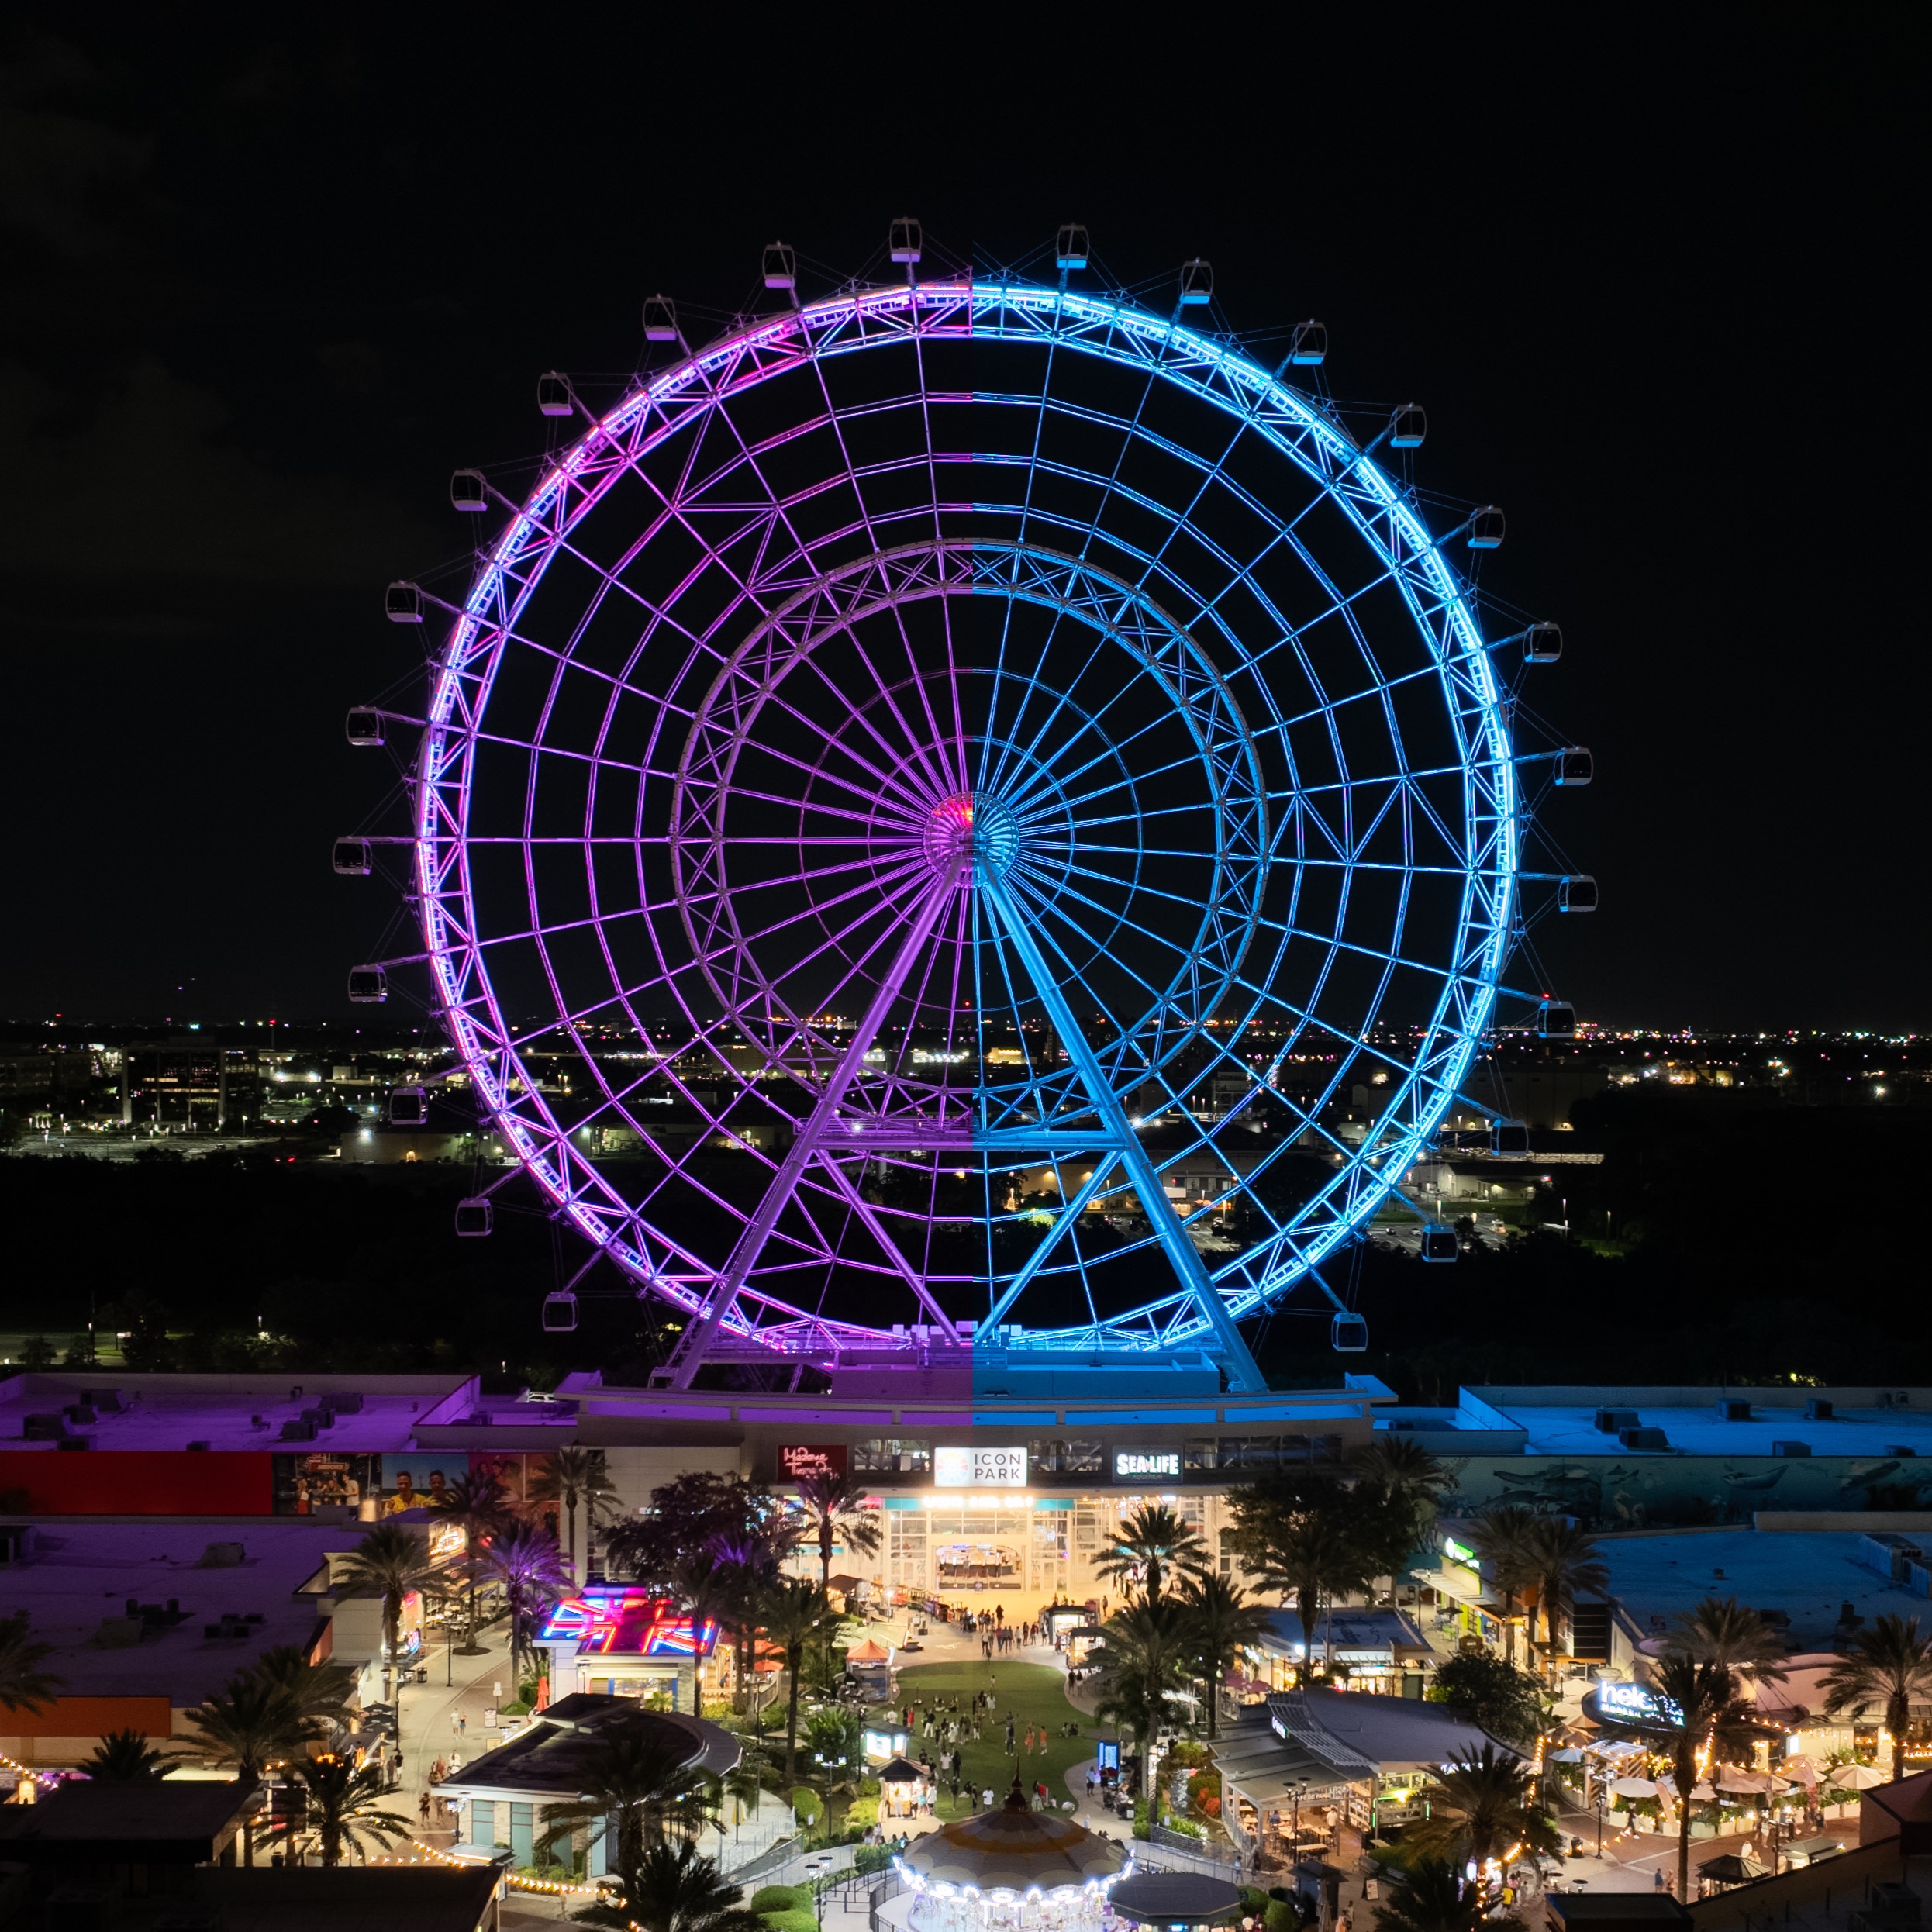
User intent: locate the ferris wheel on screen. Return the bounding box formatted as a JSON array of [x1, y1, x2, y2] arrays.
[[341, 224, 1589, 1391]]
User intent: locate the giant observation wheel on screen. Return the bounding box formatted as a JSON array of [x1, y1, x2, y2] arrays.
[[347, 228, 1588, 1392]]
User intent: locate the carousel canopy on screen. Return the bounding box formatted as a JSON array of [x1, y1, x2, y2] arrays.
[[1110, 1875, 1243, 1926], [902, 1785, 1128, 1894]]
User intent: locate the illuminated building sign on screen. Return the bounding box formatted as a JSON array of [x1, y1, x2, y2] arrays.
[[1095, 1740, 1120, 1772], [935, 1445, 1027, 1488], [1442, 1536, 1476, 1564], [537, 1591, 720, 1658], [864, 1730, 911, 1761], [428, 1520, 467, 1562], [1582, 1681, 1685, 1730], [1112, 1447, 1182, 1483], [779, 1444, 848, 1480]]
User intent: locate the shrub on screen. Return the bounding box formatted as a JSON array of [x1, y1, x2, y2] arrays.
[[761, 1910, 819, 1932], [1264, 1903, 1299, 1932], [750, 1889, 804, 1914], [1133, 1799, 1150, 1840], [846, 1797, 878, 1830], [854, 1845, 892, 1875]]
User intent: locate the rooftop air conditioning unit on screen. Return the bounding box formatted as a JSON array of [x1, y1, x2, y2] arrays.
[[1717, 1399, 1751, 1421], [1618, 1427, 1670, 1451], [1772, 1440, 1812, 1458], [1805, 1398, 1834, 1421]]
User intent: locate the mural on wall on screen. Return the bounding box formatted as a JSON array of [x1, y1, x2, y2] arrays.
[[1433, 1455, 1932, 1528]]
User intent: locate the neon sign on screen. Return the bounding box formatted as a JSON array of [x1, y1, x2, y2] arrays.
[[537, 1592, 719, 1658]]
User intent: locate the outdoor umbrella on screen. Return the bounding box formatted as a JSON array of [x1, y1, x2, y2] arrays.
[[1781, 1757, 1821, 1785], [1830, 1764, 1887, 1790], [1696, 1854, 1768, 1885], [1551, 1748, 1586, 1764], [1610, 1776, 1660, 1799], [1657, 1775, 1718, 1803], [1715, 1771, 1788, 1796]]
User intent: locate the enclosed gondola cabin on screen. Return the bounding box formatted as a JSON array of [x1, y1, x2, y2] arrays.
[[1331, 1313, 1369, 1352], [1420, 1224, 1458, 1263], [347, 967, 388, 1004], [1389, 404, 1427, 448], [888, 217, 923, 264], [384, 581, 423, 624], [1523, 622, 1563, 664], [541, 1291, 578, 1333], [1490, 1118, 1530, 1157], [1467, 506, 1506, 550], [1055, 224, 1090, 271], [1178, 258, 1213, 305], [761, 241, 797, 291], [536, 372, 572, 417], [642, 295, 679, 343], [345, 709, 385, 747], [455, 1199, 492, 1237], [388, 1086, 428, 1127], [1537, 1000, 1577, 1040], [1288, 319, 1327, 365], [1554, 747, 1593, 787], [450, 469, 488, 513], [332, 839, 372, 876], [1558, 875, 1598, 913]]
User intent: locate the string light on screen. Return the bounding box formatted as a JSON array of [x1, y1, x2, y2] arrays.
[[395, 1838, 606, 1899]]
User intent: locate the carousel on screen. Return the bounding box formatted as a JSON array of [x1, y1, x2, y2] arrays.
[[894, 1782, 1130, 1932]]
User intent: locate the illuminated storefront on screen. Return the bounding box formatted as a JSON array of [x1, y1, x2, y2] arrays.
[[540, 1591, 720, 1709]]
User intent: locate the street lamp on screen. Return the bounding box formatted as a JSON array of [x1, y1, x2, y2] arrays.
[[805, 1853, 833, 1932]]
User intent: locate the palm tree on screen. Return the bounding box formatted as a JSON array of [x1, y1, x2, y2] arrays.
[[333, 1522, 443, 1698], [1520, 1517, 1608, 1667], [81, 1728, 174, 1782], [1230, 1481, 1377, 1680], [1823, 1613, 1932, 1782], [1175, 1573, 1271, 1739], [0, 1611, 62, 1715], [1403, 1743, 1559, 1868], [536, 1724, 721, 1906], [759, 1577, 840, 1785], [1463, 1506, 1540, 1669], [250, 1644, 357, 1729], [1664, 1596, 1789, 1685], [790, 1468, 884, 1589], [1599, 1652, 1760, 1901], [529, 1446, 616, 1584], [178, 1675, 316, 1864], [487, 1526, 575, 1684], [623, 1837, 764, 1932], [1095, 1502, 1211, 1603], [275, 1751, 414, 1866], [1093, 1595, 1195, 1799], [1371, 1858, 1489, 1932], [440, 1469, 513, 1655]]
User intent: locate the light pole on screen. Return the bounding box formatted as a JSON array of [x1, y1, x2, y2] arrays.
[[806, 1853, 832, 1932]]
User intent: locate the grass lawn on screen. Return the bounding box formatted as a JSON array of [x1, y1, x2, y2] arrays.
[[874, 1661, 1113, 1820]]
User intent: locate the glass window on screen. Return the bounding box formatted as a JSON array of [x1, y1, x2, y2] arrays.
[[853, 1438, 932, 1475], [1183, 1437, 1220, 1473], [1029, 1438, 1105, 1475]]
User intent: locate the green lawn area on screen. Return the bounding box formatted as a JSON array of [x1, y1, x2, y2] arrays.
[[872, 1661, 1110, 1820]]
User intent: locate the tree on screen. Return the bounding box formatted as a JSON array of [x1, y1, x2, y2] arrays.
[[529, 1446, 617, 1584], [1402, 1743, 1559, 1868], [275, 1752, 413, 1866], [331, 1523, 442, 1699], [1462, 1507, 1541, 1669], [81, 1728, 174, 1782], [622, 1837, 764, 1932], [18, 1335, 56, 1370], [1426, 1654, 1546, 1749], [1226, 1476, 1379, 1681], [1823, 1613, 1932, 1782], [791, 1468, 884, 1589], [1664, 1595, 1788, 1684], [1353, 1436, 1451, 1584], [0, 1612, 62, 1715], [440, 1469, 514, 1655], [536, 1723, 721, 1906], [760, 1577, 841, 1785], [1093, 1595, 1195, 1799], [1175, 1573, 1270, 1739], [1599, 1653, 1760, 1901], [178, 1675, 317, 1864], [487, 1526, 574, 1682], [1372, 1858, 1491, 1932], [1520, 1517, 1608, 1665], [605, 1473, 797, 1593], [1095, 1502, 1212, 1604]]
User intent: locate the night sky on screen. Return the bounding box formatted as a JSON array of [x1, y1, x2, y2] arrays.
[[4, 19, 1920, 1028]]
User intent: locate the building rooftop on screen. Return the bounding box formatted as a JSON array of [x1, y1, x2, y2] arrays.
[[1599, 1528, 1932, 1649], [1268, 1687, 1503, 1773], [0, 1371, 466, 1453], [1468, 1387, 1932, 1459], [0, 1519, 363, 1703], [0, 1775, 255, 1861], [1256, 1606, 1430, 1661], [436, 1693, 739, 1799]]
